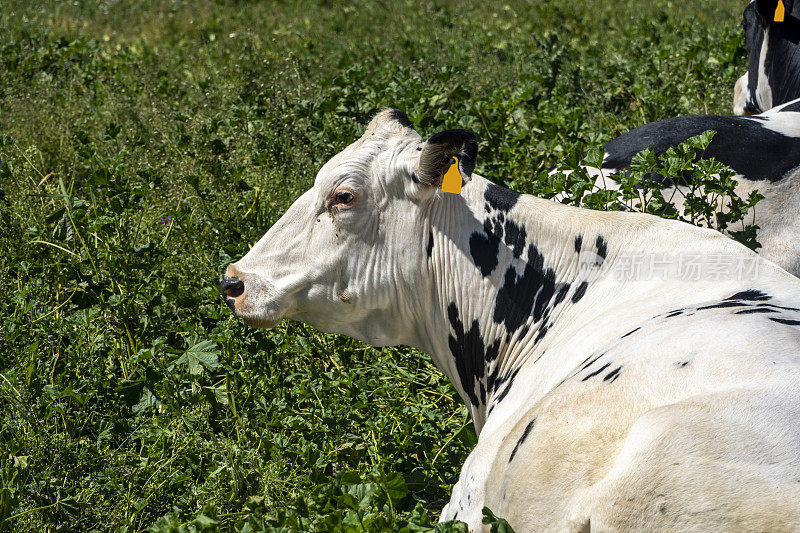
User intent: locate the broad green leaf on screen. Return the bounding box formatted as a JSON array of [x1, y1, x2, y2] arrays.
[[175, 340, 220, 375]]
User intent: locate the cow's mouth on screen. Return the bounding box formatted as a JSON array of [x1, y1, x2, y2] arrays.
[[220, 266, 294, 329]]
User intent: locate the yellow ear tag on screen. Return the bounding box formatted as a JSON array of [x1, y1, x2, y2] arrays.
[[775, 0, 785, 22], [441, 156, 463, 195]]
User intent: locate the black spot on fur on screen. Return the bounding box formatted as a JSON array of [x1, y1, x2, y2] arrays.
[[427, 231, 434, 258], [554, 284, 570, 306], [494, 368, 521, 404], [486, 365, 502, 396], [533, 279, 556, 324], [487, 366, 523, 408], [621, 326, 641, 338], [675, 360, 690, 367], [582, 362, 612, 381], [447, 304, 503, 406], [769, 317, 800, 326], [508, 418, 537, 463], [448, 303, 488, 406], [580, 353, 604, 372], [697, 301, 748, 311], [533, 322, 551, 344], [503, 218, 527, 258], [665, 310, 683, 318], [603, 366, 622, 382], [725, 289, 771, 301], [493, 244, 560, 332], [734, 307, 778, 315], [760, 302, 800, 312], [571, 281, 588, 304], [488, 365, 520, 396], [574, 234, 583, 253], [411, 171, 420, 184], [472, 199, 530, 275], [484, 338, 501, 363], [484, 182, 520, 212], [487, 218, 499, 237], [469, 232, 500, 276], [595, 236, 608, 261]]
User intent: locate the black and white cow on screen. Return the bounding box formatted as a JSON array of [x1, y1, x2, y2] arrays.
[[734, 0, 800, 114], [576, 98, 800, 275], [222, 110, 800, 531]]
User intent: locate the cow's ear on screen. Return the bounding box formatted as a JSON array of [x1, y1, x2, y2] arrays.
[[416, 129, 478, 188], [754, 0, 784, 21]]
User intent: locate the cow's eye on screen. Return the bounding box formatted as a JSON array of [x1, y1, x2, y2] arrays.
[[335, 190, 354, 205]]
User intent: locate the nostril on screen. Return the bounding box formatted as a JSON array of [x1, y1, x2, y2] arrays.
[[220, 277, 245, 299]]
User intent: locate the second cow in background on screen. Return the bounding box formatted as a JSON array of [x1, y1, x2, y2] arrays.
[[734, 0, 800, 114]]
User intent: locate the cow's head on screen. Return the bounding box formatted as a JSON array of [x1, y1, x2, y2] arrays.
[[221, 109, 477, 345], [734, 0, 800, 115]]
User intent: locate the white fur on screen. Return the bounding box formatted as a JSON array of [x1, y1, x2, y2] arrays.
[[756, 29, 774, 113], [733, 73, 749, 116]]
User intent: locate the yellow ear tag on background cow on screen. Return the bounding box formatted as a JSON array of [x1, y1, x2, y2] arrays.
[[441, 156, 463, 194], [775, 0, 785, 22]]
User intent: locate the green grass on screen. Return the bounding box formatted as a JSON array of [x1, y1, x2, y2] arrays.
[[0, 0, 746, 530]]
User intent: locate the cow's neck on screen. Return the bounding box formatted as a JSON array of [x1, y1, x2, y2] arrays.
[[413, 175, 630, 434], [403, 174, 770, 437]]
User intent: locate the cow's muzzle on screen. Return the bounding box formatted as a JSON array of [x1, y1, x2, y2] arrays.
[[220, 276, 245, 310]]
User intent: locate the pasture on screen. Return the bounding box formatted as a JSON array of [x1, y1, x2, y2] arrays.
[[0, 0, 749, 530]]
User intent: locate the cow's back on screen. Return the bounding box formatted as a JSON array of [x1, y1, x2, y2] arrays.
[[477, 291, 800, 531]]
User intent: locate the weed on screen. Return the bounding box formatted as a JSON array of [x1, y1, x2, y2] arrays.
[[0, 0, 748, 530]]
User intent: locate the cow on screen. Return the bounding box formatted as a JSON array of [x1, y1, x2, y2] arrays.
[[567, 97, 800, 276], [733, 0, 800, 115], [222, 109, 800, 531]]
